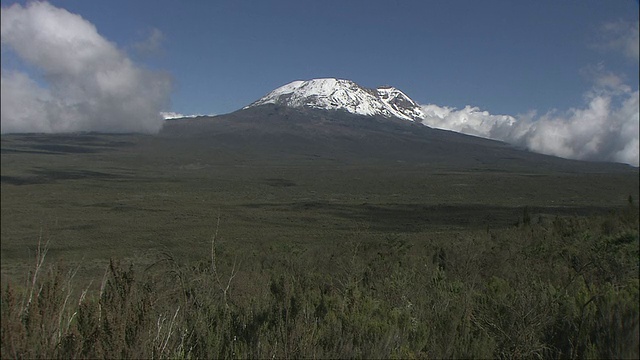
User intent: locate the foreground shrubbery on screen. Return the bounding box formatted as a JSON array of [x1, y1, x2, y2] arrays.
[[2, 206, 638, 359]]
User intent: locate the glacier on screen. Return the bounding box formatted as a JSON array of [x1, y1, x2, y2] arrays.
[[244, 78, 425, 122]]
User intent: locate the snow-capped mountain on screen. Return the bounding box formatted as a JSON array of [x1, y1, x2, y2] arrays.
[[244, 78, 425, 122]]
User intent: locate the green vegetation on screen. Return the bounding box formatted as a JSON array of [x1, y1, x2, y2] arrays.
[[2, 207, 638, 358], [1, 133, 639, 358]]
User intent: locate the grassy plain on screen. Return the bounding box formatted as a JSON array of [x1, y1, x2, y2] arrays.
[[2, 133, 637, 281], [1, 132, 639, 358]]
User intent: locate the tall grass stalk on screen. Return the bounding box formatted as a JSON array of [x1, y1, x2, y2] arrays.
[[25, 228, 51, 311]]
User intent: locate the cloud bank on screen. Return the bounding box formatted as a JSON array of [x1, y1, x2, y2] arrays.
[[1, 2, 172, 134], [161, 112, 215, 120], [420, 19, 639, 167], [420, 85, 639, 166]]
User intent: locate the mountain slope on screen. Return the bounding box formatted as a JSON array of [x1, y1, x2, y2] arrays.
[[161, 104, 635, 173]]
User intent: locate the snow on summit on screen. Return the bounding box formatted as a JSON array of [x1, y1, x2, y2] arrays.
[[245, 78, 425, 121]]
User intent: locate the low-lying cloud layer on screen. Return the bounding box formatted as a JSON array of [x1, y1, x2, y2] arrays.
[[1, 2, 171, 134], [420, 88, 639, 167], [420, 20, 639, 167], [160, 112, 214, 120]]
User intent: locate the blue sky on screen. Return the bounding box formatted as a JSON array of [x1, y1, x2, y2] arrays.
[[2, 0, 637, 115], [1, 0, 639, 165]]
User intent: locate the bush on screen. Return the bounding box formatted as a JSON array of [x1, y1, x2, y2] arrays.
[[2, 208, 638, 359]]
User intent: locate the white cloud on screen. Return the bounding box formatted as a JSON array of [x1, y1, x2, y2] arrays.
[[161, 111, 187, 120], [523, 91, 638, 165], [420, 85, 639, 166], [420, 104, 518, 140], [1, 1, 172, 134]]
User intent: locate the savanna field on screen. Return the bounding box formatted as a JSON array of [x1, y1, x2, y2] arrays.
[[2, 0, 639, 358], [1, 133, 639, 359]]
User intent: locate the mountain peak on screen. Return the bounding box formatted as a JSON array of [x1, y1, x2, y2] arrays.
[[244, 78, 424, 121]]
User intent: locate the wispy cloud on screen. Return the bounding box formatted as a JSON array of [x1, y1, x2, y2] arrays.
[[1, 1, 172, 134], [592, 20, 639, 61], [132, 27, 165, 57]]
